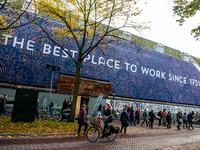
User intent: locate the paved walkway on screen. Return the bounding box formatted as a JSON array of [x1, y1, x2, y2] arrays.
[[0, 122, 200, 150]]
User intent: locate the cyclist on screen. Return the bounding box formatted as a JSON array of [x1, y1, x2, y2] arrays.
[[101, 103, 113, 138]]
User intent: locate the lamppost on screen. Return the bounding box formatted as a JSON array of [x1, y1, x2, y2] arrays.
[[110, 90, 116, 115], [46, 63, 61, 119]]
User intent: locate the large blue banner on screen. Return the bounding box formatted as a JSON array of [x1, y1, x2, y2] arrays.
[[0, 18, 200, 105]]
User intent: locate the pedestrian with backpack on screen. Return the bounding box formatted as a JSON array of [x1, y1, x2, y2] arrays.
[[166, 111, 172, 128], [120, 108, 130, 134], [49, 99, 54, 118]]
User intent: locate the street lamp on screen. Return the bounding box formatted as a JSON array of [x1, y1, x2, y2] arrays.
[[110, 90, 116, 115], [46, 63, 61, 119]]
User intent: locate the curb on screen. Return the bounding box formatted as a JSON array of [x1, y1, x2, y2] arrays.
[[0, 132, 78, 137]]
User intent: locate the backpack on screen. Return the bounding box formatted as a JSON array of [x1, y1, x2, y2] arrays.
[[128, 111, 131, 116], [110, 125, 120, 134]]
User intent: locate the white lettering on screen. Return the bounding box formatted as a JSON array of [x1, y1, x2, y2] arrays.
[[2, 34, 12, 45], [43, 44, 51, 54], [141, 67, 149, 75], [53, 46, 60, 57], [149, 69, 155, 77], [13, 37, 24, 48], [125, 63, 130, 71], [107, 59, 113, 68], [27, 40, 35, 51], [62, 49, 68, 58], [115, 60, 120, 69], [130, 64, 137, 73], [92, 55, 97, 65], [70, 50, 77, 58], [84, 54, 90, 62], [98, 57, 105, 66]]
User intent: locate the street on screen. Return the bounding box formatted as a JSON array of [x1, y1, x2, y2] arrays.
[[1, 122, 200, 150]]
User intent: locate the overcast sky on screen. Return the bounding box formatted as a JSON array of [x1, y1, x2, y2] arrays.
[[128, 0, 200, 58]]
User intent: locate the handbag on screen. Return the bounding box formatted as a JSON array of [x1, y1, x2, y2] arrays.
[[179, 119, 183, 123], [148, 113, 153, 120]]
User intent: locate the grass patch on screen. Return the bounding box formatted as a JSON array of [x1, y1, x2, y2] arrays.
[[0, 117, 79, 134]]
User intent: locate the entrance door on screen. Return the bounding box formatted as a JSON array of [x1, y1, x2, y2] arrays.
[[81, 97, 90, 113]]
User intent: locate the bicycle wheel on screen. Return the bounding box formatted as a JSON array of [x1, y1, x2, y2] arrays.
[[2, 110, 11, 117], [86, 126, 100, 143], [38, 111, 47, 119], [106, 132, 117, 141], [53, 112, 61, 121]]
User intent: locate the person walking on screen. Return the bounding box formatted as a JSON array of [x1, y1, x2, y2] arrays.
[[36, 99, 39, 119], [49, 99, 54, 118], [115, 107, 119, 120], [129, 107, 136, 125], [97, 104, 102, 117], [77, 104, 88, 136], [120, 108, 130, 134], [176, 110, 183, 129], [162, 109, 167, 126], [188, 112, 194, 130], [183, 112, 187, 128], [149, 110, 155, 128], [0, 94, 7, 115], [158, 110, 162, 128], [141, 108, 148, 126], [62, 99, 69, 120], [147, 110, 152, 126], [135, 108, 140, 124], [166, 111, 172, 128]]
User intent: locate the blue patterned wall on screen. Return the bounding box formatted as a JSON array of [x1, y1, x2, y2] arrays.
[[0, 17, 200, 105]]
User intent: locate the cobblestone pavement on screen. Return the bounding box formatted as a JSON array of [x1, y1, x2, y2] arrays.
[[1, 122, 200, 150]]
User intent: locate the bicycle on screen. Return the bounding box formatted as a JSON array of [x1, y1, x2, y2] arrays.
[[1, 105, 13, 117], [38, 108, 62, 121], [86, 118, 119, 143]]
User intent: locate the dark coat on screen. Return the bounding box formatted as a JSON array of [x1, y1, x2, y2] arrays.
[[62, 101, 69, 110], [98, 105, 102, 111], [121, 110, 130, 125], [149, 112, 155, 121], [176, 112, 182, 122], [143, 112, 147, 120], [130, 109, 134, 118], [158, 112, 162, 119], [78, 107, 88, 124], [187, 113, 193, 122], [135, 110, 140, 117], [166, 113, 172, 122], [103, 108, 112, 118]]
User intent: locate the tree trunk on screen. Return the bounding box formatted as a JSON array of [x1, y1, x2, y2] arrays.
[[68, 58, 82, 122]]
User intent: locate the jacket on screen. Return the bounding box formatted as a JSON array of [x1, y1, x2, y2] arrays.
[[187, 113, 193, 122], [183, 114, 187, 121], [103, 108, 112, 118], [149, 112, 155, 121], [166, 113, 172, 122], [62, 101, 69, 110], [121, 110, 130, 125], [36, 102, 39, 111], [135, 110, 140, 117], [143, 112, 147, 120], [129, 109, 134, 118], [78, 107, 88, 124], [98, 105, 102, 111], [158, 112, 162, 119], [176, 112, 182, 122]]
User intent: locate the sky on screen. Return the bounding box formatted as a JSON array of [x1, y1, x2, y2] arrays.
[[127, 0, 200, 58]]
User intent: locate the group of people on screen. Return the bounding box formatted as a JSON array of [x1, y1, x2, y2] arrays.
[[119, 107, 196, 134], [0, 94, 7, 116]]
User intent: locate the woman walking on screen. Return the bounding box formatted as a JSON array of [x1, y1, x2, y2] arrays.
[[141, 108, 148, 126], [129, 107, 136, 125], [158, 110, 162, 128], [183, 112, 187, 128], [188, 112, 194, 130], [166, 111, 172, 128], [120, 108, 130, 134], [176, 110, 183, 129], [77, 104, 88, 136], [149, 110, 155, 128]]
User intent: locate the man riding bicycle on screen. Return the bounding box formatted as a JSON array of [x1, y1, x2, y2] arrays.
[[101, 103, 113, 138]]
